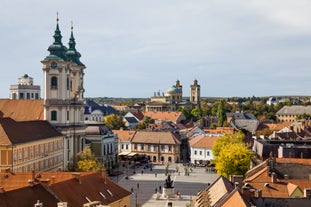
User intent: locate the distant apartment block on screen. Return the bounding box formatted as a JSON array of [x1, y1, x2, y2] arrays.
[[9, 74, 41, 99]]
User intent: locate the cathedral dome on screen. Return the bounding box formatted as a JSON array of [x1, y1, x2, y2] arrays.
[[166, 86, 181, 94]]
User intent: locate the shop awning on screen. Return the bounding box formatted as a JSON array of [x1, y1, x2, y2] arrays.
[[118, 152, 130, 156], [127, 152, 137, 156]]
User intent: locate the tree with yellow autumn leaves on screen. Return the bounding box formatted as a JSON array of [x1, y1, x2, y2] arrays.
[[212, 131, 252, 178]]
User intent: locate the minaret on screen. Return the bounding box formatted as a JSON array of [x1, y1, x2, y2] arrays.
[[190, 79, 200, 104], [41, 15, 86, 169]]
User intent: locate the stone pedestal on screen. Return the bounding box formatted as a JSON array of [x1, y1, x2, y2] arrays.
[[163, 187, 175, 199]]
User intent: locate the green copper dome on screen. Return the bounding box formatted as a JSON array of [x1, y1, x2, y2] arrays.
[[166, 86, 181, 94], [65, 26, 84, 66], [44, 18, 68, 61]]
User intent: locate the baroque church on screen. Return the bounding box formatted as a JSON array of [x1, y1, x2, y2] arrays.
[[41, 17, 86, 167], [146, 79, 201, 112], [0, 17, 86, 171]]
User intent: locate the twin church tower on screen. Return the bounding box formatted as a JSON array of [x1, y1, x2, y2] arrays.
[[41, 16, 86, 162]]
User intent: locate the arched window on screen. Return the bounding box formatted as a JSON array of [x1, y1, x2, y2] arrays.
[[51, 77, 58, 89], [51, 110, 57, 121]]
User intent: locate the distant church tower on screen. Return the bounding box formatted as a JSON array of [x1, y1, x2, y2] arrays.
[[41, 17, 86, 168], [190, 79, 200, 104]]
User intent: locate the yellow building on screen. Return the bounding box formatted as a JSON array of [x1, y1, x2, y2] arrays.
[[0, 117, 64, 172]]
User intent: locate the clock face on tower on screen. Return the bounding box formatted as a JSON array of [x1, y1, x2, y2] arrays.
[[51, 62, 57, 69]]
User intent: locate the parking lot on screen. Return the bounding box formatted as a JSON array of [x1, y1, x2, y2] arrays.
[[110, 163, 219, 207]]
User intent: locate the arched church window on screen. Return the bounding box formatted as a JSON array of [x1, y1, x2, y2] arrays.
[[51, 77, 58, 89], [51, 110, 57, 121]]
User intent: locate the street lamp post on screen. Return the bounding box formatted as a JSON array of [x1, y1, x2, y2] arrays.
[[131, 185, 139, 207]]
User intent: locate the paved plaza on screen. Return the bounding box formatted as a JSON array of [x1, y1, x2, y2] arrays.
[[110, 163, 219, 207]]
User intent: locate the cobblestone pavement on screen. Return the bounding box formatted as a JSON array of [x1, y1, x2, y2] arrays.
[[110, 163, 219, 207]]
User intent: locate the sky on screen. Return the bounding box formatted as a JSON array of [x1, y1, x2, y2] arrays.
[[1, 0, 311, 98]]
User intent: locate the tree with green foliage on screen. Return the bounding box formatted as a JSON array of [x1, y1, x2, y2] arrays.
[[76, 147, 101, 172], [217, 100, 227, 127], [104, 114, 125, 130], [212, 131, 252, 178], [135, 116, 154, 129], [191, 106, 202, 122]]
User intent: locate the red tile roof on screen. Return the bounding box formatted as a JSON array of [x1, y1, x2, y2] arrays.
[[113, 129, 136, 142], [0, 117, 62, 145], [0, 171, 131, 207]]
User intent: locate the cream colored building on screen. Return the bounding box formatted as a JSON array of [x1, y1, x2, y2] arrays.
[[9, 74, 41, 100], [41, 18, 87, 167], [276, 105, 311, 123], [130, 131, 181, 163]]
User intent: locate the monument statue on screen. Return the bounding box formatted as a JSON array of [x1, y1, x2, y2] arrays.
[[164, 174, 173, 188]]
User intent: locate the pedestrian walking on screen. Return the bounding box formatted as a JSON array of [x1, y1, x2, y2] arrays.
[[155, 172, 157, 177]]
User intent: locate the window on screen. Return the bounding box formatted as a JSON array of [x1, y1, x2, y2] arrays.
[[199, 151, 202, 155], [194, 150, 197, 155], [207, 151, 210, 156], [51, 77, 58, 89], [24, 148, 28, 159], [121, 144, 124, 150], [26, 93, 30, 99], [126, 144, 128, 150], [168, 146, 172, 151], [67, 77, 70, 90], [67, 110, 70, 121], [51, 110, 57, 121], [19, 93, 24, 99]]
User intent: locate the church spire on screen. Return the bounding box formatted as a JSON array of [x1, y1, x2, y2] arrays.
[[44, 13, 68, 61], [66, 21, 84, 66]]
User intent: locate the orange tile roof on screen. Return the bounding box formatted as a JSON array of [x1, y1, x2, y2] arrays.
[[189, 134, 219, 148], [113, 129, 136, 141], [221, 188, 251, 207], [204, 127, 234, 134], [264, 122, 292, 131], [244, 158, 311, 198], [0, 171, 131, 207], [287, 182, 299, 196], [131, 131, 181, 145], [0, 99, 44, 121], [143, 111, 185, 122]]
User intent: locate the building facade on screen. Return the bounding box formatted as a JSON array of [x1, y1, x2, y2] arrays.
[[41, 17, 86, 167], [131, 131, 181, 163], [9, 74, 41, 100], [0, 117, 64, 172]]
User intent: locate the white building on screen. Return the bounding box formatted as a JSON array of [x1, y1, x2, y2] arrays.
[[189, 134, 220, 165], [9, 74, 41, 100]]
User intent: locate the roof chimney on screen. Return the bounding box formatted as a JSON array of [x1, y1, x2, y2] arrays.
[[229, 175, 243, 189], [271, 172, 277, 183], [72, 172, 82, 184], [254, 189, 262, 198], [57, 202, 68, 207]]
